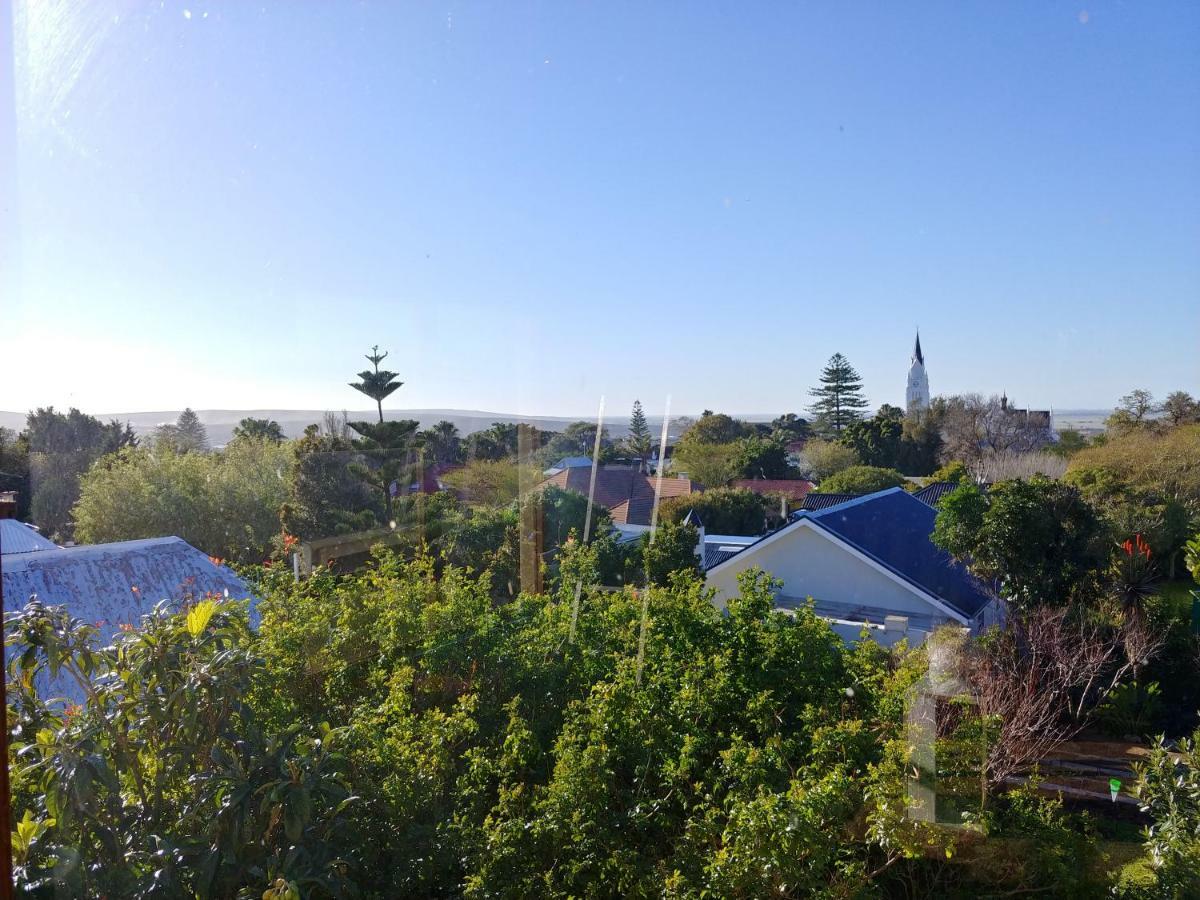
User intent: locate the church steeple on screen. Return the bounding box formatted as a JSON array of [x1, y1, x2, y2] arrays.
[[906, 330, 930, 415]]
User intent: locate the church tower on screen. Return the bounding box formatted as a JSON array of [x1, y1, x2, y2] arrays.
[[906, 331, 930, 415]]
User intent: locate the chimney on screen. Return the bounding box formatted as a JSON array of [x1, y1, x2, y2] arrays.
[[0, 492, 16, 520]]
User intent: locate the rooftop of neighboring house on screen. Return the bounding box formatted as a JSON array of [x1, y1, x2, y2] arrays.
[[2, 537, 255, 629], [710, 488, 995, 621], [911, 481, 962, 507], [540, 465, 697, 527], [0, 518, 59, 555], [797, 492, 862, 511]]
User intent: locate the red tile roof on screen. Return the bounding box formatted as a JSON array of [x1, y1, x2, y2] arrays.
[[541, 466, 698, 526], [731, 479, 814, 501]]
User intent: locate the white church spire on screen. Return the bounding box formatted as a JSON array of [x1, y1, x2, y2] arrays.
[[906, 329, 930, 415]]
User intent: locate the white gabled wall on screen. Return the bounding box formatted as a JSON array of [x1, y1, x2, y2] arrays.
[[705, 523, 953, 627]]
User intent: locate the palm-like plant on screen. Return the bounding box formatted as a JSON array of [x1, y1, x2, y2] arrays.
[[349, 346, 402, 423]]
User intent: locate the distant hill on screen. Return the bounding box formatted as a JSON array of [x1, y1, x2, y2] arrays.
[[0, 409, 671, 447], [0, 408, 1113, 447]]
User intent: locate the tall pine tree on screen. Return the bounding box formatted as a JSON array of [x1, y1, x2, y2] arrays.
[[625, 400, 652, 470], [347, 346, 417, 521], [349, 346, 403, 424], [808, 353, 869, 436]]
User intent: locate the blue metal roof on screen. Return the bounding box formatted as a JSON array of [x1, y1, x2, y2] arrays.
[[3, 537, 255, 630], [807, 488, 994, 618], [0, 519, 58, 555]]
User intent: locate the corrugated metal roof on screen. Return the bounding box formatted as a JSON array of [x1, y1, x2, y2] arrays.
[[912, 482, 961, 507], [3, 537, 255, 631], [0, 519, 59, 555], [796, 492, 861, 511]]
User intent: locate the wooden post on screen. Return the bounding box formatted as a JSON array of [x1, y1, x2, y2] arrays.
[[517, 424, 543, 595]]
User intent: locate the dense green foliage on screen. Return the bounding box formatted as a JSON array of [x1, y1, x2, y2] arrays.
[[819, 465, 908, 495], [73, 440, 292, 563], [233, 417, 286, 444], [933, 477, 1106, 609], [798, 438, 860, 482], [658, 486, 778, 535], [24, 407, 138, 540], [7, 547, 1193, 898]]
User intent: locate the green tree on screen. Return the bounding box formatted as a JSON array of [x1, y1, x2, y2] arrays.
[[6, 599, 356, 897], [1107, 388, 1156, 433], [671, 439, 740, 488], [819, 465, 907, 494], [1161, 391, 1200, 427], [1131, 728, 1200, 897], [932, 477, 1107, 609], [465, 422, 520, 461], [896, 404, 945, 475], [731, 436, 793, 479], [176, 408, 210, 451], [808, 353, 870, 436], [1047, 428, 1091, 458], [797, 438, 860, 482], [770, 413, 810, 443], [281, 424, 381, 540], [233, 416, 285, 444], [1068, 425, 1200, 511], [346, 349, 417, 520], [659, 486, 779, 535], [420, 420, 464, 467], [24, 407, 137, 540], [681, 412, 750, 445], [347, 419, 422, 522], [625, 400, 652, 469], [442, 458, 532, 508], [350, 345, 403, 423], [73, 440, 292, 562], [930, 460, 971, 484], [540, 421, 610, 465], [840, 414, 903, 469], [641, 520, 702, 585], [0, 426, 30, 519]]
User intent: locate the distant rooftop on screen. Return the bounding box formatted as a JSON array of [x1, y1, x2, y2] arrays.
[[0, 519, 58, 555]]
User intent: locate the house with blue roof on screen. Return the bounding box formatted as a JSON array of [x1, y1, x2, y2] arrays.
[[703, 488, 1002, 647]]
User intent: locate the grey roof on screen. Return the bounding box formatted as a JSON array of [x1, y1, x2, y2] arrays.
[[912, 482, 960, 507], [3, 537, 255, 630], [0, 519, 58, 555], [553, 456, 594, 469], [913, 330, 924, 365], [797, 492, 861, 511], [703, 545, 745, 570]]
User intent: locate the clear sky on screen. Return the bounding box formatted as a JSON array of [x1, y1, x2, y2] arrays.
[[3, 1, 1198, 418]]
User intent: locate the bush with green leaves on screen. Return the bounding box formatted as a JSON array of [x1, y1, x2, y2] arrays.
[[819, 465, 908, 495], [5, 548, 1136, 897], [1127, 728, 1200, 898], [5, 599, 356, 898]]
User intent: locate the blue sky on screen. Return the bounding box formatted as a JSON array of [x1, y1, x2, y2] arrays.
[[3, 1, 1197, 417]]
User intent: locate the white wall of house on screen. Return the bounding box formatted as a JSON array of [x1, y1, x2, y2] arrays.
[[705, 522, 962, 643]]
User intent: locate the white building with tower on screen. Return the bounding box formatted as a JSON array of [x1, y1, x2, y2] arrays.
[[906, 331, 930, 415]]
